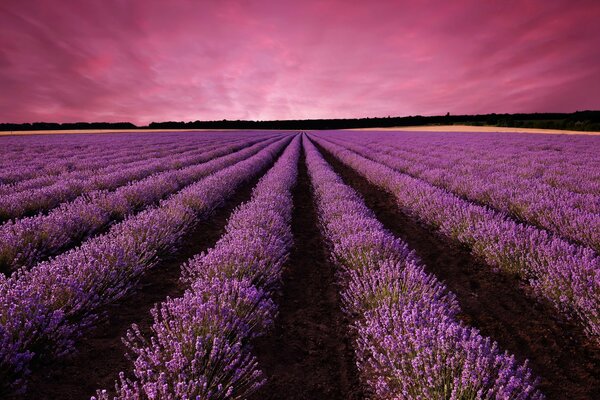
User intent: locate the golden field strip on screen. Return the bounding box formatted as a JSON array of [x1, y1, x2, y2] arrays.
[[1, 125, 599, 136]]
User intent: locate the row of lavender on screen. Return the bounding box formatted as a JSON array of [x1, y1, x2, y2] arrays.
[[0, 132, 183, 165], [0, 132, 221, 184], [323, 131, 600, 252], [0, 136, 276, 273], [311, 134, 600, 346], [93, 136, 300, 399], [0, 136, 155, 180], [303, 137, 542, 399], [0, 139, 276, 272], [0, 137, 228, 220], [339, 131, 600, 210], [0, 135, 291, 394], [0, 136, 246, 199], [368, 131, 600, 200], [0, 133, 276, 221], [0, 133, 242, 197], [0, 139, 204, 197], [337, 130, 600, 195]]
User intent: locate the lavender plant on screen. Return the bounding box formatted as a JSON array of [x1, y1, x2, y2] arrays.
[[313, 135, 600, 344], [304, 136, 543, 399], [325, 132, 600, 252], [94, 136, 300, 399], [0, 136, 277, 272], [0, 136, 292, 394]]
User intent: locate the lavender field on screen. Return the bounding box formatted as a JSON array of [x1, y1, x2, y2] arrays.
[[0, 130, 598, 399]]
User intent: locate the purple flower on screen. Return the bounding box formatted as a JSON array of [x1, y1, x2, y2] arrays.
[[303, 136, 543, 399]]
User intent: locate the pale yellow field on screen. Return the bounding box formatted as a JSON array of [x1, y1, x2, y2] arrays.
[[1, 125, 599, 136], [349, 125, 600, 135]]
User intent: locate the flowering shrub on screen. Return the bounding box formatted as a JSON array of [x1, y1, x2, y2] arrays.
[[0, 136, 291, 393], [304, 136, 543, 399], [94, 137, 300, 399], [314, 135, 600, 345], [0, 136, 275, 272]]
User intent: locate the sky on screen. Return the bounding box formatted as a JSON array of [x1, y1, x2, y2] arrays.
[[1, 0, 599, 125]]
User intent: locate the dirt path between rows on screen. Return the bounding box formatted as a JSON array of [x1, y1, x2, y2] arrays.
[[318, 143, 600, 400], [251, 149, 363, 400], [19, 169, 268, 400]]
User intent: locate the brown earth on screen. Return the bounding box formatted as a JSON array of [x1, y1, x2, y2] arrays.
[[17, 166, 268, 400], [251, 149, 364, 400], [317, 142, 600, 400], [12, 139, 599, 400]]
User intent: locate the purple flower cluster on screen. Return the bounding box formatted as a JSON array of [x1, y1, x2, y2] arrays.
[[0, 131, 275, 186], [377, 130, 600, 196], [323, 132, 600, 253], [0, 136, 277, 273], [303, 137, 543, 399], [94, 136, 300, 399], [313, 135, 600, 345], [0, 135, 263, 221], [0, 134, 158, 184], [0, 136, 292, 394], [0, 132, 204, 186], [0, 139, 198, 197], [0, 135, 234, 196]]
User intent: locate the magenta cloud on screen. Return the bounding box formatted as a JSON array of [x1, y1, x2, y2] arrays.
[[1, 0, 599, 125]]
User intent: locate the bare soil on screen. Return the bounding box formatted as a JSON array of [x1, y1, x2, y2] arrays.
[[251, 150, 364, 400], [318, 143, 600, 400]]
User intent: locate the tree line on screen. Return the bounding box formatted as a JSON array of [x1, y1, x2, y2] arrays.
[[2, 111, 599, 132]]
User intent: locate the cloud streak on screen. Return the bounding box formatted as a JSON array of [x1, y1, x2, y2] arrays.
[[1, 0, 599, 124]]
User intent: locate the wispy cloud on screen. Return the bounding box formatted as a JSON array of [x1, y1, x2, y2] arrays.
[[1, 0, 598, 124]]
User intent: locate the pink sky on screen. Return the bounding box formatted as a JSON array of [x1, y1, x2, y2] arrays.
[[1, 0, 599, 125]]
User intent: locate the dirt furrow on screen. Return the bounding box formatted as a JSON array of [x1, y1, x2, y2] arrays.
[[318, 143, 600, 400], [19, 169, 267, 400], [251, 149, 363, 400]]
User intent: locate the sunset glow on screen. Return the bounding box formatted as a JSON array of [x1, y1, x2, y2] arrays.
[[1, 0, 599, 124]]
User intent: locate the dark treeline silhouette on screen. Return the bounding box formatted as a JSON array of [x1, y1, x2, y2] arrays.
[[2, 111, 600, 132], [0, 122, 137, 131], [147, 111, 600, 131]]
